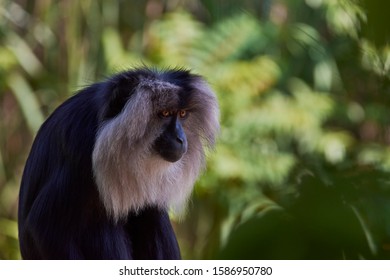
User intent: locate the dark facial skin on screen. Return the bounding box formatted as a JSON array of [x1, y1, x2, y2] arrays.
[[153, 109, 188, 162]]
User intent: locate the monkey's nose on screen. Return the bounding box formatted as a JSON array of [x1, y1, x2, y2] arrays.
[[176, 136, 184, 144]]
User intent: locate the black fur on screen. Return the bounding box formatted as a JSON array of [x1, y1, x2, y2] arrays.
[[17, 68, 199, 259]]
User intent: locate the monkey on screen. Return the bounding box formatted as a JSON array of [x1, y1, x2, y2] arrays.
[[17, 67, 219, 259]]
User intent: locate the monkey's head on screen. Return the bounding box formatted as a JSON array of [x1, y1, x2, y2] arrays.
[[92, 68, 219, 221]]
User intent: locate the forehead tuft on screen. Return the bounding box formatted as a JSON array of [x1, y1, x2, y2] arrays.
[[138, 78, 180, 92], [138, 78, 181, 111]]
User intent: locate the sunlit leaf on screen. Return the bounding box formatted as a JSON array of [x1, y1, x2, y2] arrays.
[[7, 73, 44, 134]]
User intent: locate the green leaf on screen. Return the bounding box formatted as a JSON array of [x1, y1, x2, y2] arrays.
[[7, 73, 44, 135]]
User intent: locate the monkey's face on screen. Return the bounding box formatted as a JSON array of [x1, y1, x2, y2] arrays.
[[93, 68, 219, 219], [153, 109, 188, 162]]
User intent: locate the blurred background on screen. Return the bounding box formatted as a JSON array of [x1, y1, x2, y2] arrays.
[[1, 0, 390, 260]]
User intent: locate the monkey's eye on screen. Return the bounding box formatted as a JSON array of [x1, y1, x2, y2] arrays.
[[159, 110, 171, 118], [179, 110, 187, 119]]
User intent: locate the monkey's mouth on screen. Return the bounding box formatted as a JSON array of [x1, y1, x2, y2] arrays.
[[156, 145, 187, 162], [162, 150, 186, 162], [153, 136, 187, 163]]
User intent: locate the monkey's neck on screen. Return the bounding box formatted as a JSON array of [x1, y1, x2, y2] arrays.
[[95, 156, 199, 222]]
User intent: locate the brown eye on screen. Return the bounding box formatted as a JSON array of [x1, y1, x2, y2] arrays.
[[160, 110, 170, 118], [179, 110, 187, 118]]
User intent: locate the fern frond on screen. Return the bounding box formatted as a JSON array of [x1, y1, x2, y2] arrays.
[[191, 13, 263, 67]]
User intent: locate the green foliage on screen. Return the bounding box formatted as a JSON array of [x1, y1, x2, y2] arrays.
[[1, 0, 390, 259], [218, 165, 390, 259], [0, 218, 19, 259]]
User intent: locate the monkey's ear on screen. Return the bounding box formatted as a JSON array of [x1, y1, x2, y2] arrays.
[[104, 88, 130, 119], [102, 76, 138, 120]]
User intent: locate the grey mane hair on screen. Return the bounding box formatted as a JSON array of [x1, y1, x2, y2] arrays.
[[92, 74, 219, 222]]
